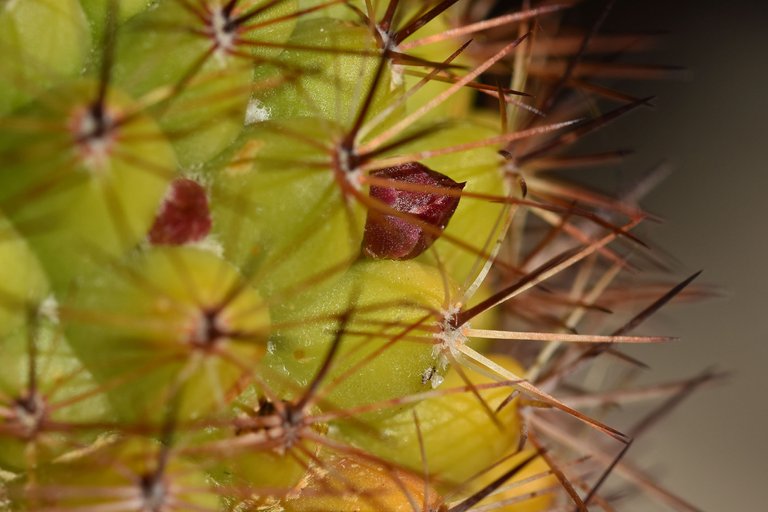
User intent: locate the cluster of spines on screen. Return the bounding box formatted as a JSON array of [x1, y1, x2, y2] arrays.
[[0, 1, 711, 511]]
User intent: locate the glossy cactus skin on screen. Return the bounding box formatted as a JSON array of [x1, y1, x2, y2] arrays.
[[0, 1, 703, 511]]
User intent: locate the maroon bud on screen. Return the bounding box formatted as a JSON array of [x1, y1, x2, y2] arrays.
[[148, 178, 212, 245], [362, 162, 465, 260]]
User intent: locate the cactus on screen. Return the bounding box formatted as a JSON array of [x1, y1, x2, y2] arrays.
[[0, 1, 710, 511]]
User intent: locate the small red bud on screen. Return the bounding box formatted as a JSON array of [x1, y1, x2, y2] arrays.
[[362, 162, 465, 260], [148, 178, 212, 245]]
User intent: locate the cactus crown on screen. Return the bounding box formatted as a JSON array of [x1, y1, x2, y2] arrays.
[[0, 1, 708, 511]]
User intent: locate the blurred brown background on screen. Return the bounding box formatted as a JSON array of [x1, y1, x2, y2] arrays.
[[572, 1, 768, 509]]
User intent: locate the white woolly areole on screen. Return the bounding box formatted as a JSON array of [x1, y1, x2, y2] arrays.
[[71, 108, 117, 174], [376, 26, 394, 51], [375, 26, 405, 90], [12, 393, 45, 437], [245, 97, 272, 125], [335, 146, 364, 192], [140, 476, 167, 512], [39, 294, 60, 324], [211, 7, 236, 61], [187, 309, 224, 347], [432, 304, 469, 370]]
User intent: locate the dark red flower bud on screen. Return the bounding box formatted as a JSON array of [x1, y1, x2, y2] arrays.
[[148, 178, 212, 245], [362, 162, 465, 260]]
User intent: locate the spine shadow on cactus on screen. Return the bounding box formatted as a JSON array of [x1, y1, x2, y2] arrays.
[[0, 1, 712, 512]]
